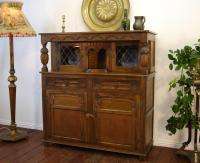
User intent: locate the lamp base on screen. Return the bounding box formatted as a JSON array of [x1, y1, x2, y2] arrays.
[[0, 129, 28, 142], [177, 150, 200, 163]]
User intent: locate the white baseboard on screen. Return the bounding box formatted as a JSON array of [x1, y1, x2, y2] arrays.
[[154, 138, 182, 149], [0, 118, 43, 131], [154, 138, 194, 150]]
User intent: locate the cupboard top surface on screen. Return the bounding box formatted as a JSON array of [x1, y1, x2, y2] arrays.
[[40, 30, 156, 35], [40, 31, 156, 43]]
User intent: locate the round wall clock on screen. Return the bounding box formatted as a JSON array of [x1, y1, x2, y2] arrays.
[[82, 0, 130, 31]]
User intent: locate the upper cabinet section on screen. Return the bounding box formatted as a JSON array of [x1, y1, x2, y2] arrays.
[[40, 31, 156, 74]]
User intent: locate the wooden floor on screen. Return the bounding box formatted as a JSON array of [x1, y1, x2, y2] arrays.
[[0, 125, 189, 163]]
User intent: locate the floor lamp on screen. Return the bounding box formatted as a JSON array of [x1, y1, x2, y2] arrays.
[[0, 1, 36, 142]]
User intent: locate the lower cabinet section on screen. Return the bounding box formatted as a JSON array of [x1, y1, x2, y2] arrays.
[[43, 75, 154, 156]]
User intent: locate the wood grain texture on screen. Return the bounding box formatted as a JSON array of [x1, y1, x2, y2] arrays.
[[0, 125, 189, 163], [40, 31, 156, 74], [40, 31, 156, 44], [40, 31, 156, 157]]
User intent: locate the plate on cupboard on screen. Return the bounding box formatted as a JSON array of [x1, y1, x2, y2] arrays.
[[82, 0, 130, 31]]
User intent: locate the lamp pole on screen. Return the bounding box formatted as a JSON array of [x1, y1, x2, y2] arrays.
[[8, 34, 17, 135], [0, 34, 27, 142]]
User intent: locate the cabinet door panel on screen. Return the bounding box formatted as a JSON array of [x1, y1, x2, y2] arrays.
[[58, 43, 86, 72], [53, 94, 83, 110], [53, 109, 84, 142], [97, 97, 133, 113], [95, 91, 138, 151], [47, 90, 86, 143], [111, 42, 140, 73], [97, 113, 133, 146]]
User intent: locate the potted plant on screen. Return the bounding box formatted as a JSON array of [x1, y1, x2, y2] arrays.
[[166, 39, 200, 161]]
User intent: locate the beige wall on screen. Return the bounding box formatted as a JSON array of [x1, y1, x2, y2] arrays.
[[0, 0, 200, 148]]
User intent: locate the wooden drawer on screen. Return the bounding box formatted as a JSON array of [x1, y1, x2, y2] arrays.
[[46, 77, 86, 90], [93, 79, 140, 91]]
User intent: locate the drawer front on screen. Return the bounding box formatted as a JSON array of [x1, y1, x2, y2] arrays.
[[94, 79, 140, 91], [46, 77, 86, 90]]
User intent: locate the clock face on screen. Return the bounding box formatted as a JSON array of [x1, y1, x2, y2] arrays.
[[82, 0, 130, 31]]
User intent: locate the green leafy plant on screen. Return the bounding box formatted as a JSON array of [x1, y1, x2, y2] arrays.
[[166, 39, 200, 135]]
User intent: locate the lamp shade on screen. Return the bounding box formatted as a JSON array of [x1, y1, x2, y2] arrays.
[[0, 1, 36, 37]]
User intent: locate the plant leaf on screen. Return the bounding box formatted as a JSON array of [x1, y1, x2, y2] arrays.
[[168, 54, 174, 60], [169, 63, 173, 70]]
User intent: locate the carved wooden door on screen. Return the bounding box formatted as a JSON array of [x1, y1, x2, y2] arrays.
[[46, 90, 87, 143], [111, 42, 140, 73], [94, 90, 139, 151]]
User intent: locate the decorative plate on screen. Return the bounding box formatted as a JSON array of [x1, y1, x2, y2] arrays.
[[82, 0, 130, 31]]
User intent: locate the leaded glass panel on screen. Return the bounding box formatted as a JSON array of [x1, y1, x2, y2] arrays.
[[116, 45, 138, 68]]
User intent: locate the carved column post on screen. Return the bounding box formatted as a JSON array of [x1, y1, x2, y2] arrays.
[[40, 41, 49, 141], [140, 42, 150, 68], [40, 42, 49, 72]]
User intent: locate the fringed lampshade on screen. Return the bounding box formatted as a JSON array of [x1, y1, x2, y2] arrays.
[[0, 1, 36, 142], [0, 1, 36, 37]]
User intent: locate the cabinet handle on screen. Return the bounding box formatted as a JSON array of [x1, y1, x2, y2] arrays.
[[74, 45, 80, 48], [86, 113, 95, 119], [61, 83, 67, 87], [69, 81, 79, 84]]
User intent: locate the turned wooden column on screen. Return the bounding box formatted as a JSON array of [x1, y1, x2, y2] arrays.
[[40, 43, 49, 72], [8, 34, 17, 133], [40, 42, 49, 140], [0, 34, 28, 142]]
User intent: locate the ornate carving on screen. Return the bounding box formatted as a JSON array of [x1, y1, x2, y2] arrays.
[[40, 44, 49, 72], [96, 0, 118, 22], [140, 43, 150, 54], [140, 42, 150, 67], [40, 31, 155, 43], [94, 80, 139, 91]]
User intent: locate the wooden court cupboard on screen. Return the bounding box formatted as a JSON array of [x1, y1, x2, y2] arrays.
[[40, 31, 156, 157]]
